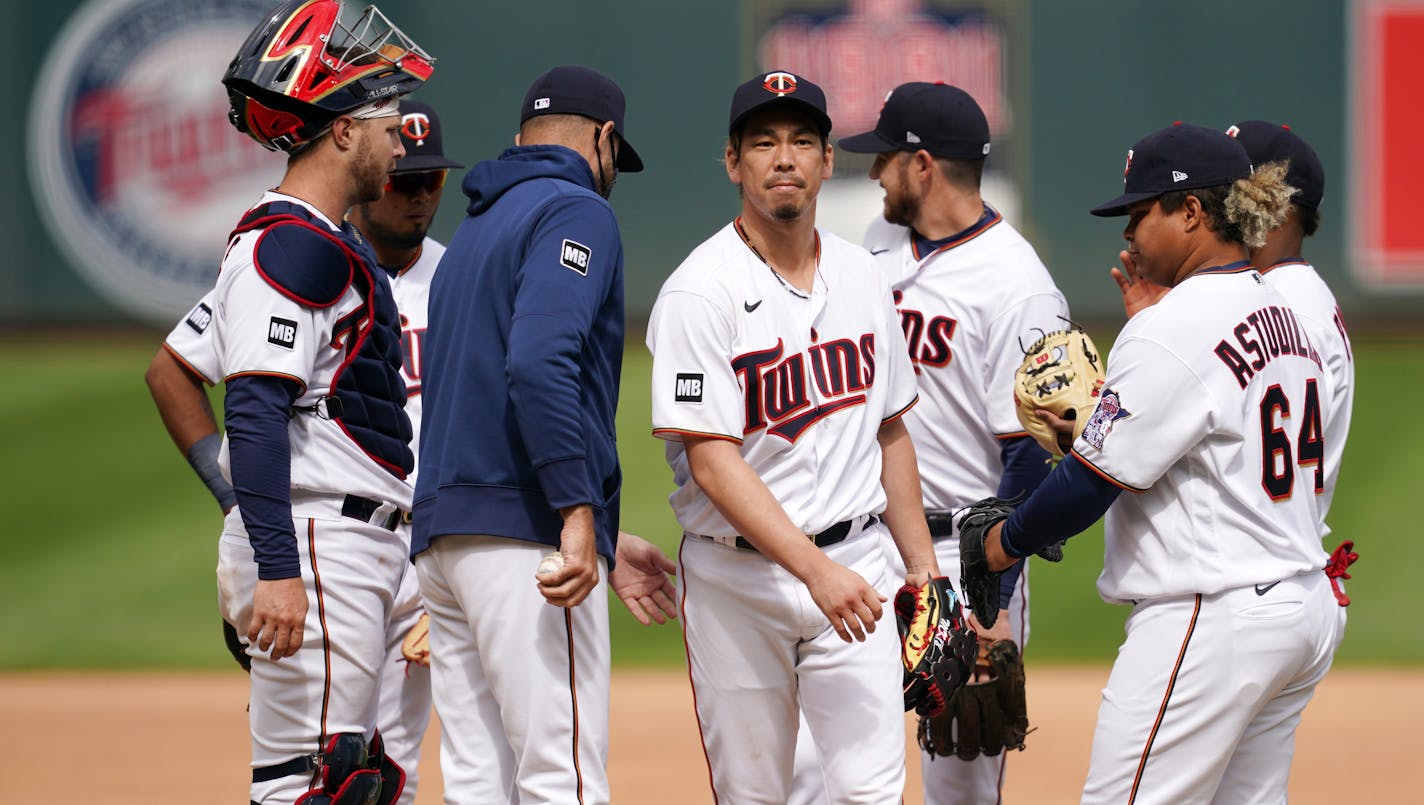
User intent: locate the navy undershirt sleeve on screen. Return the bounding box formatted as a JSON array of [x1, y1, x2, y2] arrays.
[[1000, 453, 1121, 560], [225, 374, 302, 580], [994, 435, 1054, 607]]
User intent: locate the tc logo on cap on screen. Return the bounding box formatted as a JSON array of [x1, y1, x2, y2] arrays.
[[1122, 148, 1134, 181], [401, 112, 431, 146], [762, 71, 798, 96]]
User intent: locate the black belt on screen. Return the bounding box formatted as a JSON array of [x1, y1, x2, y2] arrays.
[[253, 754, 316, 783], [925, 512, 956, 539], [341, 494, 404, 531], [733, 514, 879, 551]]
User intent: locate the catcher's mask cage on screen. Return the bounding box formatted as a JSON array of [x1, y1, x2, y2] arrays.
[[223, 0, 434, 153]]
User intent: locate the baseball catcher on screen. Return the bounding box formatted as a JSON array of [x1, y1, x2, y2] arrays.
[[1013, 325, 1106, 459], [896, 576, 978, 718]]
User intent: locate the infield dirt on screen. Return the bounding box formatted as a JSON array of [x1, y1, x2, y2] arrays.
[[1, 667, 1411, 803]]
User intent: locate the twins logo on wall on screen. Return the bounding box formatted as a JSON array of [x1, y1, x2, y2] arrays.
[[28, 0, 281, 324]]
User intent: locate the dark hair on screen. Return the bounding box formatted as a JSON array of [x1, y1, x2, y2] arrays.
[[935, 156, 984, 189], [1160, 185, 1236, 240], [1298, 204, 1320, 237]]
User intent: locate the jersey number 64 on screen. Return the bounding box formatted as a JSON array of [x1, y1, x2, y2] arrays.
[[1260, 378, 1324, 501]]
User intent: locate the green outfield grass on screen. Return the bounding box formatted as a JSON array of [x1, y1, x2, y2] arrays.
[[0, 333, 1417, 669]]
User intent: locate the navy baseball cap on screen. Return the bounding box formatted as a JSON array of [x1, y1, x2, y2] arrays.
[[728, 70, 832, 138], [1091, 123, 1253, 217], [1226, 120, 1324, 209], [393, 100, 464, 173], [838, 82, 991, 159], [520, 65, 644, 172]]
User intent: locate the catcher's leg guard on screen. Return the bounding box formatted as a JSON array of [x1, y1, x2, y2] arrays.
[[367, 731, 406, 805], [287, 732, 387, 805]]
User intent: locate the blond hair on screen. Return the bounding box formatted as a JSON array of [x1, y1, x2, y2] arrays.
[[1223, 161, 1296, 248], [1160, 161, 1297, 248]]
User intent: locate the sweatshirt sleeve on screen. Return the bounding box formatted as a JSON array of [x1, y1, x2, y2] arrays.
[[506, 195, 622, 511]]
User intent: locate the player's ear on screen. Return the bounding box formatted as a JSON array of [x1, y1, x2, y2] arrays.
[[329, 115, 357, 151], [725, 140, 742, 184], [822, 140, 834, 180], [1181, 193, 1204, 233]]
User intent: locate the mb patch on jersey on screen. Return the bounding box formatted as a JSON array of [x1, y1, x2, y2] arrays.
[[186, 302, 213, 334], [268, 316, 298, 349], [560, 239, 591, 275], [675, 372, 704, 403], [1083, 387, 1130, 450]]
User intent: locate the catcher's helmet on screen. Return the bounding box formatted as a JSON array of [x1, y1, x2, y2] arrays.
[[223, 0, 434, 153]]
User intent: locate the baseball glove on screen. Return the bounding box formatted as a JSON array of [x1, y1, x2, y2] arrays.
[[895, 576, 978, 718], [1014, 327, 1106, 459], [400, 612, 430, 667], [957, 495, 1068, 629], [918, 638, 1029, 761]]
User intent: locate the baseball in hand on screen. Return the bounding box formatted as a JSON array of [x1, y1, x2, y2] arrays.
[[537, 552, 565, 576]]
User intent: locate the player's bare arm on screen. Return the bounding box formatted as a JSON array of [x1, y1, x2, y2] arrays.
[[536, 503, 601, 608], [683, 435, 885, 643], [145, 346, 235, 513], [145, 347, 218, 453], [249, 576, 307, 661], [609, 531, 678, 625], [875, 417, 939, 584]]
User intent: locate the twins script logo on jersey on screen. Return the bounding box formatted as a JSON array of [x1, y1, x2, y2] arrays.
[[400, 313, 425, 395], [732, 335, 877, 442], [1083, 388, 1130, 450], [892, 291, 956, 374], [28, 0, 281, 325]]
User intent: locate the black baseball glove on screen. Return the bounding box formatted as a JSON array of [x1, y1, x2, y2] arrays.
[[895, 576, 978, 718], [956, 496, 1063, 629], [918, 638, 1030, 761]]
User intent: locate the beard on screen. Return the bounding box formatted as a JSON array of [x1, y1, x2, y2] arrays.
[[353, 135, 390, 205], [771, 201, 806, 222], [881, 161, 920, 227], [357, 206, 428, 251], [597, 169, 617, 200]]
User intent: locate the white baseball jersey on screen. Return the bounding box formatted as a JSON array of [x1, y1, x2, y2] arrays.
[[1074, 264, 1330, 603], [167, 233, 441, 458], [1263, 260, 1354, 529], [647, 221, 919, 535], [208, 192, 411, 508], [863, 209, 1069, 511]]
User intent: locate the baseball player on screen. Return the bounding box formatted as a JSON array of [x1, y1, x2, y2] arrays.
[[145, 97, 462, 802], [1226, 121, 1355, 562], [647, 70, 940, 804], [203, 2, 432, 801], [967, 123, 1347, 803], [831, 82, 1068, 803], [412, 65, 677, 805]]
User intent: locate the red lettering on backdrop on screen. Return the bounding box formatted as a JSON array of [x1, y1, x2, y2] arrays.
[[759, 0, 1007, 138]]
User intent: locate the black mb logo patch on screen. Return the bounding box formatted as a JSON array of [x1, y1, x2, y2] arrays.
[[675, 372, 704, 403], [560, 239, 592, 275], [186, 302, 213, 334], [268, 316, 297, 349]]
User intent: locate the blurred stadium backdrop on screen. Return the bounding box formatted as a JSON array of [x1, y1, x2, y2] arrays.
[[4, 0, 1420, 670]]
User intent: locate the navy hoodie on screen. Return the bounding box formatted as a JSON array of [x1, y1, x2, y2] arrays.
[[412, 145, 624, 564]]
